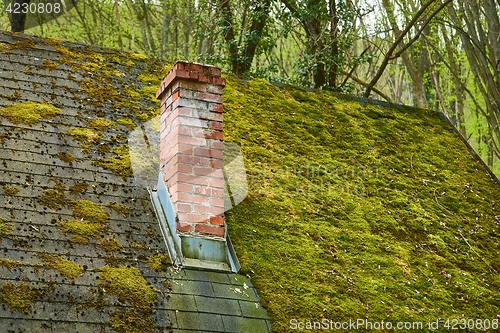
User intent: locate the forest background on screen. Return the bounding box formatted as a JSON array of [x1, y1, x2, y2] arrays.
[[1, 0, 500, 176]]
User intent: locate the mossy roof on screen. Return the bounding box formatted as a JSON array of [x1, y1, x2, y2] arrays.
[[0, 31, 269, 333], [223, 77, 500, 331], [2, 30, 500, 333]]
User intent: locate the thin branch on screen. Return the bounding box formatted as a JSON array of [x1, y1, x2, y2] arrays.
[[364, 0, 451, 98], [389, 0, 453, 60], [341, 69, 393, 103]]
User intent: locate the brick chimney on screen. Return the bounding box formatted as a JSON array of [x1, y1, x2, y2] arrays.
[[156, 61, 226, 240]]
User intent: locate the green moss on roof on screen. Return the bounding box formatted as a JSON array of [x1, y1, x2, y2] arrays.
[[68, 181, 88, 195], [37, 183, 69, 209], [107, 202, 132, 217], [60, 219, 106, 243], [36, 253, 84, 281], [87, 118, 117, 130], [57, 151, 80, 164], [146, 253, 170, 273], [0, 101, 61, 125], [71, 199, 109, 224], [40, 59, 59, 70], [98, 266, 159, 307], [56, 199, 109, 242], [98, 238, 123, 252], [0, 282, 35, 313], [223, 77, 500, 331], [2, 185, 19, 195], [93, 145, 132, 178], [0, 258, 42, 272], [117, 117, 137, 130], [0, 217, 13, 238], [110, 308, 156, 333], [67, 127, 103, 149]]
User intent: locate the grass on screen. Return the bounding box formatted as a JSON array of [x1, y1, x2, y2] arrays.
[[222, 77, 500, 332]]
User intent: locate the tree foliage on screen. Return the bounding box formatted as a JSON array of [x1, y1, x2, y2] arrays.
[[1, 0, 499, 173]]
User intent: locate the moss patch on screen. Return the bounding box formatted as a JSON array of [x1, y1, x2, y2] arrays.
[[71, 199, 109, 223], [88, 117, 117, 130], [58, 199, 109, 242], [2, 185, 19, 195], [107, 202, 132, 217], [0, 101, 61, 125], [98, 266, 159, 307], [93, 145, 132, 178], [0, 217, 13, 238], [36, 253, 84, 281], [109, 308, 156, 333], [67, 127, 103, 149], [0, 282, 35, 313], [117, 117, 137, 130], [60, 219, 106, 243], [37, 183, 68, 209], [0, 258, 41, 271], [146, 253, 170, 273], [68, 181, 88, 195], [57, 151, 80, 164], [223, 77, 500, 331], [98, 238, 123, 252]]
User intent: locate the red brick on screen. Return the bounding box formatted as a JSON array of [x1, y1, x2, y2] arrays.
[[175, 124, 208, 138], [177, 222, 192, 233], [210, 141, 224, 150], [176, 144, 196, 155], [172, 90, 180, 101], [176, 192, 209, 204], [175, 62, 186, 70], [207, 85, 223, 94], [210, 216, 225, 226], [176, 106, 192, 116], [194, 186, 224, 197], [193, 166, 216, 176], [177, 163, 193, 174], [195, 92, 222, 103], [176, 135, 206, 147], [209, 177, 225, 189], [177, 155, 210, 166], [209, 103, 223, 113], [209, 169, 224, 179], [210, 159, 224, 168], [175, 81, 206, 93], [169, 182, 192, 195], [210, 197, 225, 208], [194, 148, 223, 159], [178, 213, 207, 223], [210, 121, 223, 131], [178, 116, 209, 128], [192, 205, 224, 215], [205, 131, 223, 140], [176, 173, 210, 186], [197, 110, 223, 122], [176, 203, 192, 213], [195, 224, 224, 237]]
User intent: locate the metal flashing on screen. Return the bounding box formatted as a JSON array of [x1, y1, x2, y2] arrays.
[[151, 173, 241, 272]]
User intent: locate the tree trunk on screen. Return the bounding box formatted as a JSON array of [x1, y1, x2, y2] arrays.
[[10, 0, 30, 32]]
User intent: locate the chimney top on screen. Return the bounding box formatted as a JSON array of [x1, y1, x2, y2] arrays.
[[156, 61, 226, 100]]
